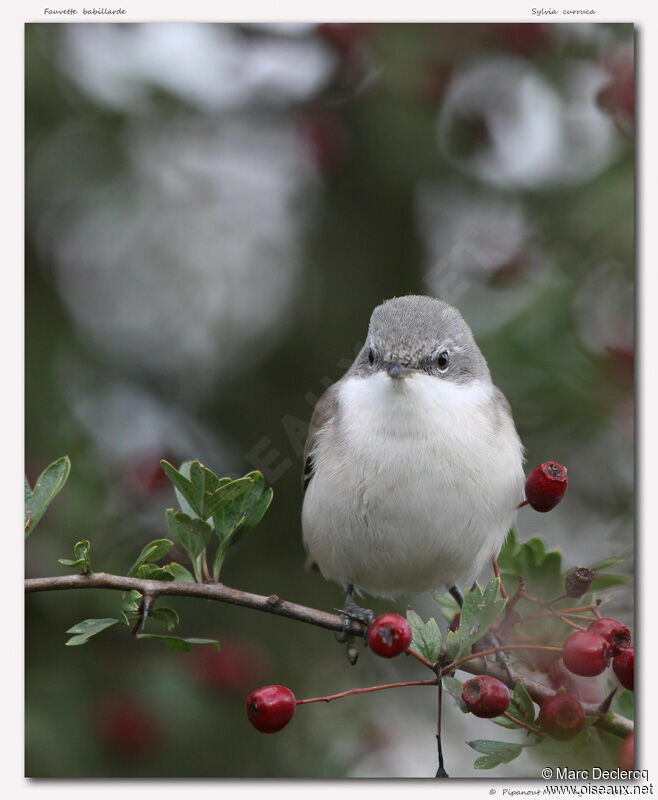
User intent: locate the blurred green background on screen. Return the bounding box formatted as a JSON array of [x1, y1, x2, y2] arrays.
[[25, 22, 634, 778]]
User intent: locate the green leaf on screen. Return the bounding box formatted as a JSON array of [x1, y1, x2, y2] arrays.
[[442, 676, 468, 713], [611, 688, 634, 719], [25, 456, 71, 537], [588, 556, 624, 572], [590, 574, 630, 591], [57, 558, 86, 568], [165, 509, 212, 582], [133, 564, 175, 581], [512, 682, 536, 724], [468, 739, 524, 769], [498, 529, 565, 602], [65, 618, 118, 646], [450, 578, 506, 660], [73, 540, 90, 560], [445, 629, 462, 661], [135, 633, 220, 652], [407, 609, 442, 663], [209, 478, 257, 537], [493, 682, 537, 729], [58, 539, 91, 573], [165, 562, 196, 583], [161, 461, 203, 517], [120, 590, 142, 625], [127, 539, 173, 577], [432, 590, 462, 621], [150, 607, 180, 632], [211, 513, 246, 582]]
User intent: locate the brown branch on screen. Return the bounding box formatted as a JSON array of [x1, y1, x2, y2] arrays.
[[25, 572, 633, 740], [24, 572, 366, 637]]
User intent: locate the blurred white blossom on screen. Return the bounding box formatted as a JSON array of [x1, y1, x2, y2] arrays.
[[437, 55, 620, 189], [59, 23, 336, 113]]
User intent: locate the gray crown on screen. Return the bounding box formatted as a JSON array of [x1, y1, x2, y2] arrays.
[[351, 295, 491, 383]]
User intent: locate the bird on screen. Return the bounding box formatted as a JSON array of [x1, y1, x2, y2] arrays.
[[301, 295, 525, 651]]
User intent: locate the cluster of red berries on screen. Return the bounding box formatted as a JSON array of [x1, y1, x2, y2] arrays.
[[455, 616, 633, 746], [562, 619, 634, 690]]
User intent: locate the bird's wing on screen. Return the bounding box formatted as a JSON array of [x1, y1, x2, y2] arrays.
[[302, 382, 339, 494]]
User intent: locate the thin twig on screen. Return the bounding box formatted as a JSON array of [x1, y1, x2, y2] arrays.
[[492, 557, 508, 600], [407, 647, 435, 670], [295, 679, 437, 705], [436, 671, 448, 778], [444, 643, 563, 674]]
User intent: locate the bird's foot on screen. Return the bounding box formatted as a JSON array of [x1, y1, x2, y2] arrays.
[[334, 585, 373, 665]]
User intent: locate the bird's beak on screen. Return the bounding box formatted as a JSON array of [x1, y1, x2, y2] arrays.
[[387, 364, 416, 380]]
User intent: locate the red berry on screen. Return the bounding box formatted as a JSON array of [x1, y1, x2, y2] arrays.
[[367, 614, 412, 658], [461, 676, 511, 718], [246, 686, 296, 733], [612, 647, 634, 691], [539, 694, 586, 741], [525, 462, 568, 512], [563, 631, 610, 677], [588, 618, 631, 656], [619, 732, 634, 770]]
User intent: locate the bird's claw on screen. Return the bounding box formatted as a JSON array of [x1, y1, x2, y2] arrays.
[[334, 591, 374, 665]]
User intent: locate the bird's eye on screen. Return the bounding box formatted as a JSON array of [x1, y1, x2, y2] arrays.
[[368, 348, 375, 366], [437, 351, 449, 372]]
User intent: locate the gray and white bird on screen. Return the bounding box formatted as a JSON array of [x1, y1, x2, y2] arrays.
[[301, 295, 525, 625]]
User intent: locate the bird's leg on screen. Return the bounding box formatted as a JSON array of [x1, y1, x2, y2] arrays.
[[449, 584, 464, 607], [335, 583, 373, 666]]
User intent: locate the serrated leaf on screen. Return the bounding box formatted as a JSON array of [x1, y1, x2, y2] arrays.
[[442, 676, 468, 713], [209, 478, 257, 537], [165, 562, 196, 583], [161, 460, 202, 517], [25, 456, 71, 537], [150, 607, 180, 631], [165, 510, 212, 582], [127, 539, 173, 577], [468, 739, 524, 768], [135, 633, 219, 652], [407, 609, 442, 663], [65, 618, 118, 646], [451, 578, 506, 660], [445, 629, 462, 661]]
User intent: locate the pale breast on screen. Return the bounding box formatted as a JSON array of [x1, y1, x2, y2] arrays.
[[302, 372, 525, 596]]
